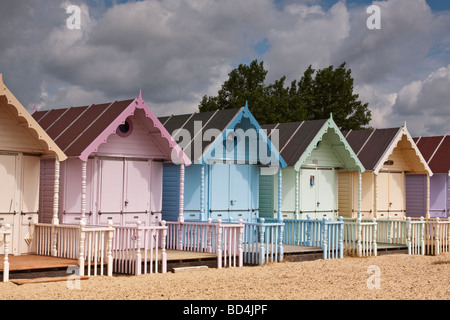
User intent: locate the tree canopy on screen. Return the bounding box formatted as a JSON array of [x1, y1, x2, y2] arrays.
[[198, 60, 371, 131]]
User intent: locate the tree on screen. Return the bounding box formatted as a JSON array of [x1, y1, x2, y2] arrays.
[[198, 60, 371, 130]]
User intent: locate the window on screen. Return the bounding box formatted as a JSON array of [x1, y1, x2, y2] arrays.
[[116, 118, 133, 137]]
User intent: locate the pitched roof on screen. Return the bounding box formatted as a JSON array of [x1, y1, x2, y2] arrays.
[[159, 108, 241, 162], [32, 93, 190, 164], [414, 135, 449, 173], [343, 126, 431, 174], [0, 74, 66, 161], [263, 117, 364, 171], [343, 127, 400, 171], [159, 105, 286, 167]]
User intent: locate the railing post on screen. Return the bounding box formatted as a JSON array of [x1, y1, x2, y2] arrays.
[[107, 220, 114, 277], [135, 221, 142, 276], [372, 218, 378, 256], [406, 217, 412, 255], [238, 219, 244, 267], [338, 217, 344, 259], [3, 224, 11, 282], [322, 217, 328, 260], [161, 221, 167, 273], [435, 217, 440, 256], [177, 216, 184, 250], [278, 218, 284, 262], [217, 219, 223, 269], [259, 218, 266, 266], [356, 217, 362, 257], [78, 220, 86, 277], [207, 218, 213, 253], [387, 216, 392, 244], [420, 217, 425, 255], [306, 216, 311, 246]]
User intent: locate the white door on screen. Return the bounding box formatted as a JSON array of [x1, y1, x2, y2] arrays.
[[316, 169, 336, 220], [0, 154, 17, 254], [19, 156, 40, 254], [123, 159, 150, 225], [377, 172, 405, 219], [98, 158, 152, 226], [98, 159, 124, 225], [300, 168, 318, 219]]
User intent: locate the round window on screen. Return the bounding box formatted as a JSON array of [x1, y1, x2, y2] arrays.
[[116, 119, 133, 137]]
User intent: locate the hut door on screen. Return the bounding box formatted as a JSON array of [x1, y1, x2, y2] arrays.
[[0, 154, 17, 255], [98, 159, 124, 225], [229, 165, 251, 222], [377, 172, 405, 219], [316, 169, 336, 220], [300, 168, 317, 219], [19, 156, 40, 254], [209, 164, 230, 221], [123, 159, 150, 225]]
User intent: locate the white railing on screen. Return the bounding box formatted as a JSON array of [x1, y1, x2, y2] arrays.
[[377, 217, 425, 255], [343, 218, 377, 257], [113, 221, 168, 275], [1, 225, 12, 282], [166, 219, 244, 268], [412, 217, 449, 255], [35, 221, 115, 277]]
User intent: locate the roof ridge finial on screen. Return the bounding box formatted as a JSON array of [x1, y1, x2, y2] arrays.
[[245, 100, 249, 109], [33, 104, 37, 114]]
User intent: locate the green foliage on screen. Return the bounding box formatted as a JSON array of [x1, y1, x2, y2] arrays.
[[198, 60, 371, 130]]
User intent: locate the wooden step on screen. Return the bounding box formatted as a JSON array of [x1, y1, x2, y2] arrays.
[[11, 275, 89, 285]]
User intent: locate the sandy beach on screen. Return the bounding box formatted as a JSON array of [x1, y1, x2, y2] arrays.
[[0, 252, 448, 301]]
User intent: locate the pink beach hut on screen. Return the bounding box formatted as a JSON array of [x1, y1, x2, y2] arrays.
[[32, 92, 190, 227], [0, 74, 66, 256]]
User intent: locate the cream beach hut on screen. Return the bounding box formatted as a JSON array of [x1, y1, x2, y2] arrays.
[[0, 74, 66, 255]]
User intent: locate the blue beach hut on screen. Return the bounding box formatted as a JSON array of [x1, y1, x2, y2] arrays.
[[159, 104, 286, 223]]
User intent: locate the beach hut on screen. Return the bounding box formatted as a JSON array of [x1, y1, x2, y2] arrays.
[[341, 125, 432, 219], [409, 136, 449, 218], [32, 92, 190, 227], [259, 116, 365, 221], [0, 74, 66, 255], [159, 104, 286, 223]]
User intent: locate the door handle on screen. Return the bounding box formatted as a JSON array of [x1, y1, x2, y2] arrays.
[[125, 200, 129, 207]]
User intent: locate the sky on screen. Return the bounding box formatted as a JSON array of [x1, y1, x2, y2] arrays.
[[0, 0, 449, 137]]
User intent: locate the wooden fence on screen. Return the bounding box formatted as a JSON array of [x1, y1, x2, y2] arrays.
[[166, 219, 244, 268], [113, 221, 168, 275], [343, 218, 377, 257], [0, 224, 11, 282], [35, 221, 115, 277], [377, 217, 424, 255], [243, 218, 284, 265], [412, 217, 449, 255], [343, 217, 425, 256], [280, 217, 344, 260]]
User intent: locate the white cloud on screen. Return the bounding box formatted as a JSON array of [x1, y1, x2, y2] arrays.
[[0, 0, 449, 136]]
